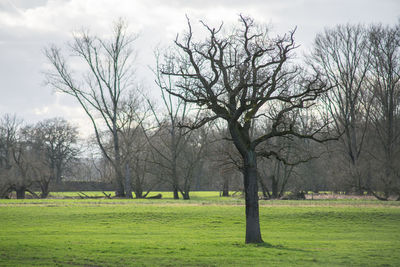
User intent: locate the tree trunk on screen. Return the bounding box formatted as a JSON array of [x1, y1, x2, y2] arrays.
[[243, 150, 263, 243], [222, 176, 230, 197], [181, 191, 190, 200], [125, 163, 133, 199], [134, 190, 143, 198], [173, 186, 179, 199], [40, 191, 49, 199], [258, 177, 270, 199], [40, 180, 50, 198], [356, 176, 363, 195], [171, 126, 180, 200], [55, 164, 62, 184], [16, 186, 26, 199], [115, 181, 125, 197], [271, 176, 279, 199], [113, 122, 125, 198], [114, 163, 125, 197], [134, 176, 144, 198]]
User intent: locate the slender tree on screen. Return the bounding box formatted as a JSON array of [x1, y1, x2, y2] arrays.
[[45, 19, 137, 197]]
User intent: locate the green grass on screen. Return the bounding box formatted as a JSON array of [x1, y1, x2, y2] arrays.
[[0, 193, 399, 266], [49, 190, 228, 200]]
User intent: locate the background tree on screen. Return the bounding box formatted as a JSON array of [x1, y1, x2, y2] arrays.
[[0, 114, 21, 198], [0, 115, 51, 199], [6, 125, 46, 199], [177, 126, 209, 199], [118, 101, 154, 199], [161, 16, 331, 243], [45, 19, 137, 197], [310, 24, 372, 194], [27, 118, 79, 198], [258, 140, 297, 199], [210, 126, 242, 197], [256, 104, 320, 198], [144, 58, 209, 200], [367, 23, 400, 200]]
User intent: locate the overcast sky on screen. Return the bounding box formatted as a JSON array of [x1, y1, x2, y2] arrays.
[[0, 0, 399, 136]]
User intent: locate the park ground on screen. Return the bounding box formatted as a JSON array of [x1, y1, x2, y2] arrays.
[[0, 192, 399, 266]]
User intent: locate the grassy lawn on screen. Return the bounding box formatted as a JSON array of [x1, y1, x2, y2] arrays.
[[0, 192, 399, 266]]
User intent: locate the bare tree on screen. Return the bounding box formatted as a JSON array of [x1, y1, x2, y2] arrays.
[[310, 24, 372, 194], [178, 126, 209, 199], [27, 118, 79, 197], [45, 19, 137, 197], [161, 16, 331, 243], [256, 103, 322, 198], [258, 140, 296, 199], [367, 23, 400, 200], [5, 126, 45, 199], [119, 114, 154, 198], [143, 56, 209, 200], [0, 115, 50, 199], [0, 114, 21, 198], [0, 115, 19, 170]]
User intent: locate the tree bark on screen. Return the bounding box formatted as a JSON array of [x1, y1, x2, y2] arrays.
[[134, 190, 144, 199], [55, 164, 62, 184], [271, 175, 279, 199], [181, 191, 190, 200], [16, 186, 26, 199], [173, 186, 179, 199], [40, 181, 50, 198], [115, 180, 125, 197], [258, 177, 270, 199], [113, 118, 126, 198], [125, 163, 133, 199], [134, 175, 144, 198], [113, 158, 125, 197], [171, 137, 180, 200], [114, 160, 125, 197], [222, 176, 230, 197], [244, 150, 263, 243]]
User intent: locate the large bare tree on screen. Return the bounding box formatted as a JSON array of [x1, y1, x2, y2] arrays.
[[45, 19, 137, 197], [161, 16, 331, 243]]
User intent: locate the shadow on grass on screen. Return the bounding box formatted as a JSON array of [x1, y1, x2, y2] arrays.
[[233, 241, 308, 253]]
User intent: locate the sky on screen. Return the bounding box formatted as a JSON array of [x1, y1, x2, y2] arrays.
[[0, 0, 399, 137]]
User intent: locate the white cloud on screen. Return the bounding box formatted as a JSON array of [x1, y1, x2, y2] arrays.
[[33, 106, 49, 115]]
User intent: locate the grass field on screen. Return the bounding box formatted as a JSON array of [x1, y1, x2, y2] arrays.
[[0, 192, 399, 266]]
